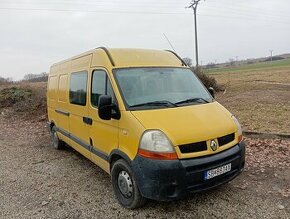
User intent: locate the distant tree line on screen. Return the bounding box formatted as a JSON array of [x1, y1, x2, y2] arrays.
[[183, 57, 219, 69], [0, 76, 13, 85], [263, 56, 285, 62], [0, 72, 48, 85], [23, 72, 48, 82]]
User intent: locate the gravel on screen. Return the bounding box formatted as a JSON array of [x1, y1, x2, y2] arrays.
[[0, 115, 289, 219]]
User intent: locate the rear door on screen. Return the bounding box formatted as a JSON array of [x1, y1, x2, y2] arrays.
[[88, 69, 119, 171]]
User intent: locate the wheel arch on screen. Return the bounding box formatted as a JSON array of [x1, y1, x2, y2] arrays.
[[109, 149, 132, 171]]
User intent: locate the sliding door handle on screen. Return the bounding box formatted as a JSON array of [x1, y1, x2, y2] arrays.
[[83, 117, 93, 125]]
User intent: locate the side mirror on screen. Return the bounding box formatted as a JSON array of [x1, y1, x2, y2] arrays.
[[98, 95, 113, 120], [98, 95, 120, 120], [208, 87, 215, 98]]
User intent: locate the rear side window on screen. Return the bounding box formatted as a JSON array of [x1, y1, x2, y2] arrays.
[[91, 70, 114, 107], [69, 71, 87, 106], [58, 74, 68, 102], [48, 76, 58, 101]]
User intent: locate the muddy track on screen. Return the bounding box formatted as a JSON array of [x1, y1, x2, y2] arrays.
[[0, 115, 289, 219]]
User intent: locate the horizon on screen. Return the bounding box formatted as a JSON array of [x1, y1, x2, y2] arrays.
[[1, 0, 290, 80]]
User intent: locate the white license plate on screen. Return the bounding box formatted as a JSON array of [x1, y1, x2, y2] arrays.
[[204, 163, 231, 180]]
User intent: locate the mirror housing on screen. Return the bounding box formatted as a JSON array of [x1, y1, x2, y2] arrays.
[[98, 95, 120, 120], [208, 87, 215, 98]]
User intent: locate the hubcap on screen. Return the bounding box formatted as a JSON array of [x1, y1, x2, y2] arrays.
[[117, 171, 133, 198]]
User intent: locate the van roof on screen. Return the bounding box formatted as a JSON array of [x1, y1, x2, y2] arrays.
[[52, 47, 187, 69]]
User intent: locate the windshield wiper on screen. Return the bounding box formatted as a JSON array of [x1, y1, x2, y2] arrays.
[[130, 100, 178, 108], [175, 97, 209, 105]]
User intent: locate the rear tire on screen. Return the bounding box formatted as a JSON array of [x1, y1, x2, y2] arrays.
[[111, 159, 146, 209], [51, 126, 65, 150]]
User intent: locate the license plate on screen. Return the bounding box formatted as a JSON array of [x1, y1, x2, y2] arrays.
[[204, 163, 231, 180]]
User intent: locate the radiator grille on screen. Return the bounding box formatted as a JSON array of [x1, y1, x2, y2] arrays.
[[218, 133, 235, 146], [179, 141, 207, 153]]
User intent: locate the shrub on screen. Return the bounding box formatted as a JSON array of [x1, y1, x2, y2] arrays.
[[14, 87, 46, 116], [0, 87, 33, 108], [191, 67, 224, 92], [0, 85, 47, 118]]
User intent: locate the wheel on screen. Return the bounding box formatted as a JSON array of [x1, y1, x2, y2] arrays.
[[111, 159, 146, 209], [51, 126, 65, 150]]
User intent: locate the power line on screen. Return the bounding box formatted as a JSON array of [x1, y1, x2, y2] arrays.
[[0, 7, 192, 14], [0, 6, 290, 25], [1, 0, 290, 20], [0, 2, 187, 10], [1, 0, 289, 18], [218, 1, 290, 16], [205, 5, 290, 21], [200, 12, 290, 25], [1, 1, 290, 19], [0, 0, 189, 8]]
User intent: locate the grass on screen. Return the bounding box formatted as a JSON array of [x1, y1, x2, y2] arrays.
[[207, 58, 290, 74], [213, 63, 290, 134]]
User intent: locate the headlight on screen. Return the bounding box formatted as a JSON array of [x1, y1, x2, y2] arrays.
[[232, 116, 243, 141], [138, 130, 177, 160]]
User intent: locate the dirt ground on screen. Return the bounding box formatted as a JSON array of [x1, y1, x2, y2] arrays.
[[0, 114, 289, 219], [213, 68, 290, 134]]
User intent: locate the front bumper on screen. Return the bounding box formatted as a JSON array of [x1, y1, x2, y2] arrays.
[[131, 141, 245, 201]]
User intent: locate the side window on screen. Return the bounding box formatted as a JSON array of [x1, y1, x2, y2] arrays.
[[48, 76, 58, 101], [69, 71, 87, 106], [58, 74, 68, 102], [107, 81, 114, 98], [91, 70, 115, 107]]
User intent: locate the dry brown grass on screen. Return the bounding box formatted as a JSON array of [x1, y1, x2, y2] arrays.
[[212, 68, 290, 134]]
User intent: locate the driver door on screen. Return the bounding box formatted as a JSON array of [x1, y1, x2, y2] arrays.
[[88, 69, 119, 172]]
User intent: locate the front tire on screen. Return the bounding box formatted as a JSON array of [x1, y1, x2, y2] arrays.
[[51, 126, 65, 150], [111, 159, 146, 209]]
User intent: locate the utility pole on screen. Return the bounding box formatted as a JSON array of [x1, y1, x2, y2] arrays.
[[187, 0, 203, 68], [269, 50, 273, 62]]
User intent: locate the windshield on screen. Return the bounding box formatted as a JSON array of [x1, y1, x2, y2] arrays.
[[114, 67, 212, 109]]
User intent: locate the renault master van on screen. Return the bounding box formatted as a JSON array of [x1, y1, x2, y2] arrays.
[[47, 47, 245, 209]]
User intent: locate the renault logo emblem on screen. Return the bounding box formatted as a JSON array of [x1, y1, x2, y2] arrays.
[[210, 140, 218, 151]]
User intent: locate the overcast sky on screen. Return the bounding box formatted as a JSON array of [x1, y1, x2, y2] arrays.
[[1, 0, 290, 80]]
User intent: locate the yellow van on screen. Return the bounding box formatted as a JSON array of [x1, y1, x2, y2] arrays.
[[47, 47, 245, 209]]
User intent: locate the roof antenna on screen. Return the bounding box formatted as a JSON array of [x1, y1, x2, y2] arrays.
[[163, 33, 177, 53]]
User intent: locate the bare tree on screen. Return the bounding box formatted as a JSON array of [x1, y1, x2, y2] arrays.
[[0, 76, 13, 85], [183, 57, 193, 66], [23, 72, 48, 82], [228, 58, 235, 66]]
